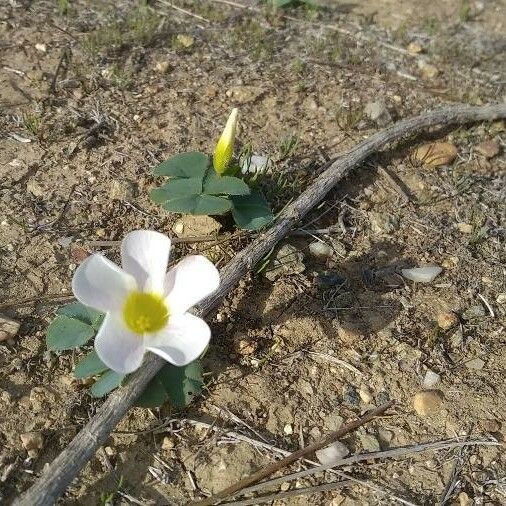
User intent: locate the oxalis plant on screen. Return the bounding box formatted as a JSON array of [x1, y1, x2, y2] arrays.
[[150, 108, 274, 230], [46, 230, 220, 408]]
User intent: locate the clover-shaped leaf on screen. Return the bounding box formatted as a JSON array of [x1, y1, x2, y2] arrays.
[[153, 152, 209, 179], [231, 188, 274, 230]]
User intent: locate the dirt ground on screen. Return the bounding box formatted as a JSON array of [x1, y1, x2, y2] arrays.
[[1, 0, 505, 504]]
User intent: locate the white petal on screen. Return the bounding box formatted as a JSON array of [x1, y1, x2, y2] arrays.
[[94, 314, 146, 374], [72, 254, 136, 312], [121, 230, 171, 293], [165, 255, 220, 314], [145, 313, 210, 366]]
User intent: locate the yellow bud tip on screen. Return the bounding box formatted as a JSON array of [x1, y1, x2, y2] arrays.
[[213, 108, 239, 175]]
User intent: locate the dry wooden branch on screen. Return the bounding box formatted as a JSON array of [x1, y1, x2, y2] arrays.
[[189, 401, 394, 506], [15, 103, 506, 506]]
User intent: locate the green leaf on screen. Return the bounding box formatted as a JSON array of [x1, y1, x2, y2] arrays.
[[150, 177, 203, 204], [74, 350, 109, 379], [135, 375, 168, 408], [157, 361, 204, 408], [57, 302, 104, 330], [90, 370, 125, 398], [153, 152, 209, 179], [204, 172, 250, 196], [162, 194, 232, 215], [231, 189, 274, 230], [151, 177, 232, 215], [46, 315, 95, 351]]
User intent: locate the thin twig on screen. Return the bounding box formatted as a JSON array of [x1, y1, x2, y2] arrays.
[[15, 104, 506, 506], [377, 165, 413, 203], [478, 293, 495, 318], [157, 0, 210, 23], [306, 351, 363, 376], [439, 445, 466, 505], [49, 47, 71, 96], [221, 480, 350, 506], [189, 401, 394, 505]]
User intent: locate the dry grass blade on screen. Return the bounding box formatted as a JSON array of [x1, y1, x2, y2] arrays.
[[220, 480, 350, 506]]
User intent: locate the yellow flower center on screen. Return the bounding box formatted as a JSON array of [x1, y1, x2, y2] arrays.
[[122, 291, 169, 334]]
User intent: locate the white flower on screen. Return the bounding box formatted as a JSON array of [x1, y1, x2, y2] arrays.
[[71, 230, 220, 374]]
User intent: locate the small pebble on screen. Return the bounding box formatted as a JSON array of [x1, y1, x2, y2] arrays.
[[469, 454, 480, 465], [358, 385, 373, 404], [402, 266, 442, 283], [496, 293, 506, 304], [457, 222, 473, 234], [240, 154, 270, 175], [234, 339, 257, 356], [172, 221, 184, 235], [309, 427, 321, 439], [343, 385, 360, 406], [375, 391, 390, 405], [437, 312, 459, 330], [413, 390, 443, 416], [323, 410, 344, 431], [378, 428, 394, 443], [315, 441, 349, 465], [309, 241, 333, 259], [475, 139, 500, 159], [161, 436, 175, 450], [482, 419, 501, 432], [283, 424, 293, 435], [422, 369, 441, 389], [20, 431, 44, 457], [280, 482, 290, 492], [0, 315, 20, 342], [458, 492, 472, 506], [418, 60, 439, 79], [104, 446, 115, 456], [364, 100, 392, 127], [57, 236, 73, 248], [155, 61, 171, 74], [462, 305, 486, 320], [407, 41, 423, 54], [465, 358, 485, 370], [359, 433, 381, 452]]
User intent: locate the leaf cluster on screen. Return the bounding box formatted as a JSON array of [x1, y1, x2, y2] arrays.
[[150, 152, 273, 230]]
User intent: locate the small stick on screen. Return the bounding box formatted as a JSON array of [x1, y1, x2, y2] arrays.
[[478, 293, 495, 318], [377, 165, 413, 203], [221, 480, 350, 506], [188, 401, 394, 505], [157, 0, 210, 23], [49, 47, 71, 95]]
